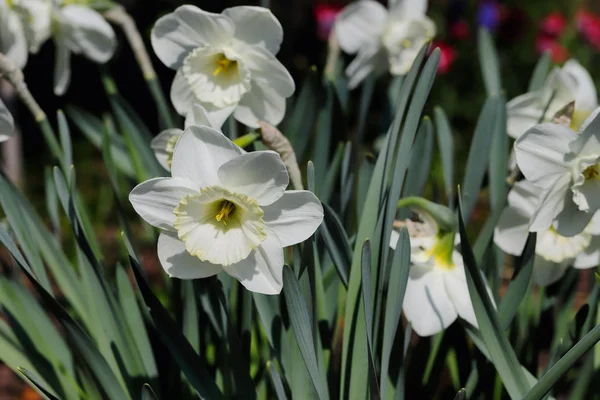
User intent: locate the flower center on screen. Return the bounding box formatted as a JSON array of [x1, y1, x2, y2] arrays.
[[215, 200, 236, 224], [571, 110, 592, 131], [213, 54, 237, 76], [583, 163, 600, 181], [537, 225, 592, 263], [173, 186, 266, 266], [6, 0, 13, 8], [165, 134, 180, 169], [427, 232, 456, 270], [182, 47, 252, 108]]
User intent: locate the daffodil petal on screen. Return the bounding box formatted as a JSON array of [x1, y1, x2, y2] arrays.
[[403, 264, 457, 337], [129, 177, 198, 231], [158, 231, 222, 279], [443, 259, 478, 328], [218, 151, 288, 206], [53, 36, 71, 96], [223, 6, 283, 54], [263, 190, 324, 247], [334, 0, 387, 54], [241, 45, 295, 98], [345, 45, 386, 89], [224, 230, 284, 295], [171, 125, 242, 187], [554, 195, 595, 237], [568, 108, 600, 157], [0, 99, 15, 143], [170, 69, 196, 116], [531, 256, 568, 286], [1, 9, 28, 69], [574, 236, 600, 269], [562, 59, 598, 113], [234, 83, 286, 127], [529, 174, 571, 232], [60, 5, 116, 63], [151, 128, 182, 170], [389, 0, 428, 18], [151, 5, 234, 69], [506, 92, 546, 139], [514, 123, 575, 189]]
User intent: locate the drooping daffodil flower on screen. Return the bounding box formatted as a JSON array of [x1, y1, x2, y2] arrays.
[[507, 59, 597, 138], [514, 107, 600, 237], [0, 0, 28, 68], [334, 0, 435, 89], [389, 199, 478, 337], [0, 98, 15, 142], [151, 5, 295, 128], [18, 0, 116, 95], [130, 126, 323, 295], [494, 180, 600, 286], [151, 103, 232, 170]]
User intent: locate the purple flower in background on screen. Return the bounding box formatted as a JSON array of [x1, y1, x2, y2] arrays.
[[477, 1, 502, 30]]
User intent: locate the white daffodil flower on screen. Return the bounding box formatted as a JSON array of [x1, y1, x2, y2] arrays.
[[0, 99, 15, 142], [494, 180, 600, 286], [130, 126, 323, 295], [52, 1, 117, 95], [389, 228, 477, 337], [151, 103, 233, 170], [334, 0, 435, 89], [507, 59, 598, 138], [514, 108, 600, 237], [0, 0, 28, 68], [19, 0, 116, 95], [151, 5, 295, 128]]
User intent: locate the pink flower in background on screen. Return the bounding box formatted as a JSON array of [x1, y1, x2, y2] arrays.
[[540, 12, 566, 37], [450, 19, 470, 40], [576, 9, 600, 50], [535, 36, 569, 63], [315, 3, 342, 41], [432, 41, 457, 74]]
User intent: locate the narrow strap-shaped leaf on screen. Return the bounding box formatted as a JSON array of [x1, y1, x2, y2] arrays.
[[141, 383, 159, 400], [57, 110, 72, 177], [498, 233, 536, 329], [478, 27, 502, 95], [528, 51, 552, 92], [523, 323, 600, 400], [458, 195, 531, 399], [433, 107, 455, 208], [321, 204, 351, 288], [403, 117, 434, 198], [284, 68, 318, 160], [18, 367, 60, 400], [282, 267, 329, 400], [488, 93, 508, 211], [380, 228, 410, 400], [360, 240, 381, 400], [267, 361, 288, 400], [460, 95, 500, 223], [126, 250, 223, 399], [453, 388, 467, 400]]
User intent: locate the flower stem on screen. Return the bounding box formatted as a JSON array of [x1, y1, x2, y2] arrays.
[[0, 52, 62, 160], [104, 5, 175, 129]]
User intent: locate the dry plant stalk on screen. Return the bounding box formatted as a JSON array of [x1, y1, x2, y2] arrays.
[[258, 121, 303, 190], [0, 52, 45, 121], [104, 5, 156, 80]]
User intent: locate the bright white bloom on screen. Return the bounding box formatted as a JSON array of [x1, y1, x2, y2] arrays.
[[495, 180, 600, 286], [334, 0, 435, 89], [0, 0, 28, 68], [18, 0, 116, 95], [151, 103, 232, 170], [514, 108, 600, 237], [151, 5, 295, 128], [390, 229, 477, 337], [507, 59, 598, 138], [0, 99, 15, 142], [130, 126, 323, 295]]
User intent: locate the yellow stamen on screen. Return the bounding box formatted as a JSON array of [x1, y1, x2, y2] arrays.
[[213, 55, 235, 76], [583, 165, 600, 181], [571, 110, 592, 131], [215, 201, 236, 225], [402, 39, 412, 48], [427, 232, 456, 270]]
